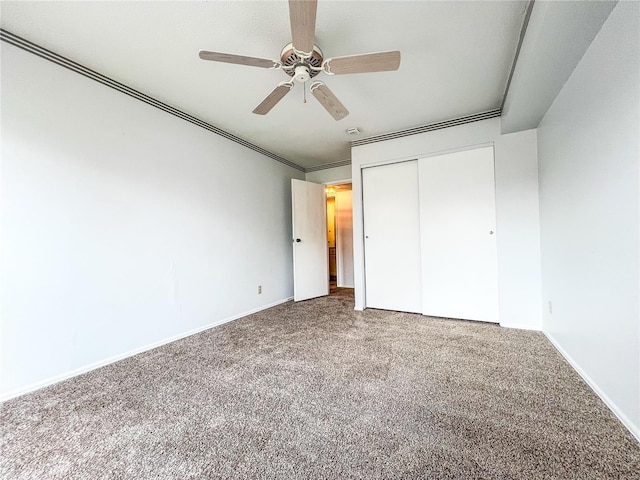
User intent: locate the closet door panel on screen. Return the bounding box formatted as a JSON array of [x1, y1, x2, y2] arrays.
[[362, 161, 422, 313], [419, 147, 499, 323]]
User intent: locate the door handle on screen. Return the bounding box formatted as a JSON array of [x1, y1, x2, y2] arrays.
[[295, 238, 302, 243]]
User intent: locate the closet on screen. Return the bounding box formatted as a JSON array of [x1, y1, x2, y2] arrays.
[[362, 146, 499, 323]]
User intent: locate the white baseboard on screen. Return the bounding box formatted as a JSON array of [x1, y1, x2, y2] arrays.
[[500, 322, 542, 331], [543, 330, 640, 443], [0, 297, 293, 403]]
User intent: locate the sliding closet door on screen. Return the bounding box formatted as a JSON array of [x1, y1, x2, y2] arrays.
[[419, 146, 499, 323], [362, 161, 422, 313]]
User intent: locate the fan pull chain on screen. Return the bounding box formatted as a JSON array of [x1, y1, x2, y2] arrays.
[[303, 85, 307, 104]]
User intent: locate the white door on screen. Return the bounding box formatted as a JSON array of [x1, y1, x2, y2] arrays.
[[418, 146, 499, 323], [292, 179, 329, 301], [335, 189, 354, 288], [362, 161, 422, 313]]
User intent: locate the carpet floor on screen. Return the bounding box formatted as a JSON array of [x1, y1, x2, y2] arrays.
[[1, 288, 638, 479]]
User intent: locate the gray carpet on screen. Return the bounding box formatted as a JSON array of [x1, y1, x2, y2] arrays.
[[1, 288, 638, 479]]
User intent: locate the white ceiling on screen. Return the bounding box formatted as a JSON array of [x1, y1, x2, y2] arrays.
[[501, 0, 616, 134], [0, 1, 528, 169]]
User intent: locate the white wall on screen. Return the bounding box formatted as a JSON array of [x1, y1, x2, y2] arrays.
[[305, 165, 351, 185], [537, 1, 639, 439], [351, 118, 542, 330], [495, 129, 542, 329], [0, 43, 304, 399], [501, 0, 616, 134]]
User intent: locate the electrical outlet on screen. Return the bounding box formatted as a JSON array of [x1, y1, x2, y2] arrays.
[[548, 301, 552, 314], [258, 285, 262, 294]]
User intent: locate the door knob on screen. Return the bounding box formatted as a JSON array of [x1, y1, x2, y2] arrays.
[[295, 238, 301, 243]]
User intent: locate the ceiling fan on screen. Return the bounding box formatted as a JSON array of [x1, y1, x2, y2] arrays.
[[199, 0, 401, 121]]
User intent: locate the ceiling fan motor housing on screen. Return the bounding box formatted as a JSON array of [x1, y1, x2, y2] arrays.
[[281, 43, 323, 81]]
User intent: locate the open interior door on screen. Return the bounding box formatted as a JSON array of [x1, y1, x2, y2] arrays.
[[292, 179, 329, 301]]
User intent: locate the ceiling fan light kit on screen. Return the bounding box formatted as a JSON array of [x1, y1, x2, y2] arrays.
[[199, 0, 401, 120], [293, 65, 311, 83]]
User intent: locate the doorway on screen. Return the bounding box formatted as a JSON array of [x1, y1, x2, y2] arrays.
[[325, 183, 354, 293], [290, 178, 354, 302]]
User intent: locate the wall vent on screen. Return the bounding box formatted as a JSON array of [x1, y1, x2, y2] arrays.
[[350, 109, 502, 147]]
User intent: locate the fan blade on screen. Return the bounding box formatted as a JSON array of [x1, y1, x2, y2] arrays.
[[253, 83, 294, 115], [325, 51, 401, 75], [199, 50, 277, 69], [289, 0, 317, 55], [310, 82, 349, 121]]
